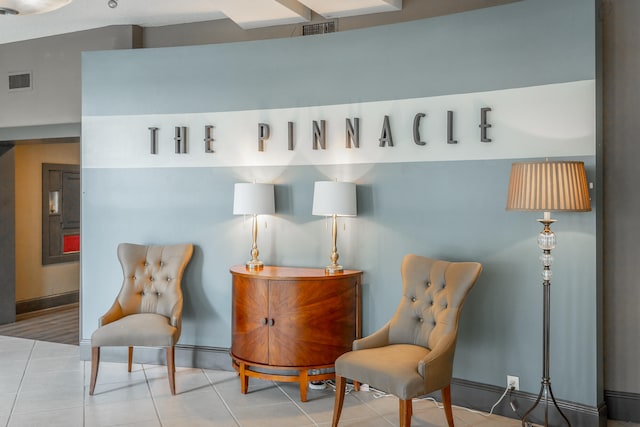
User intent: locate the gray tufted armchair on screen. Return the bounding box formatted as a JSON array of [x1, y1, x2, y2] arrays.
[[89, 243, 194, 396], [331, 254, 482, 427]]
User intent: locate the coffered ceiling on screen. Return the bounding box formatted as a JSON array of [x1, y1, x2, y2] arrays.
[[0, 0, 402, 44]]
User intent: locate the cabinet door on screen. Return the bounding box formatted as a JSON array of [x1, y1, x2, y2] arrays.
[[231, 275, 269, 364], [269, 278, 357, 367]]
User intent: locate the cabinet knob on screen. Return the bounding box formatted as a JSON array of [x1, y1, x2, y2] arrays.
[[269, 318, 275, 326], [262, 317, 268, 325]]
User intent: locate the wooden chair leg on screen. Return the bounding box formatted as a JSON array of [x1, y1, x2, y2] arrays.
[[331, 375, 347, 427], [399, 399, 412, 427], [442, 385, 455, 427], [128, 346, 133, 372], [353, 380, 360, 391], [89, 347, 100, 395], [166, 346, 176, 395]]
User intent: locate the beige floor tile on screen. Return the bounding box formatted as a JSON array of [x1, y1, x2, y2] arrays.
[[12, 383, 84, 415], [7, 405, 84, 427], [20, 366, 84, 391], [154, 389, 236, 424], [232, 401, 315, 427], [84, 361, 147, 387], [147, 367, 212, 397], [86, 380, 152, 404], [0, 392, 16, 414], [84, 396, 159, 426]]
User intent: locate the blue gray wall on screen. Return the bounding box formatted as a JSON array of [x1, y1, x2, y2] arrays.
[[81, 0, 600, 408]]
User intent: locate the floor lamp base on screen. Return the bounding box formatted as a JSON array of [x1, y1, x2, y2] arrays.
[[521, 380, 571, 427]]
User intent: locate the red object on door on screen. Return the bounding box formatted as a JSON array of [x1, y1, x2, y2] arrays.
[[63, 234, 80, 253]]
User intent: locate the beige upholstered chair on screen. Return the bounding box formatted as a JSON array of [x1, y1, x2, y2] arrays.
[[89, 243, 194, 395], [331, 254, 482, 427]]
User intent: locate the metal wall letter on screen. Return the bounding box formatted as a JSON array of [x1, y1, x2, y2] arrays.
[[378, 115, 394, 147], [204, 125, 215, 153], [258, 123, 270, 152], [447, 111, 458, 144], [413, 113, 426, 146], [313, 120, 326, 150], [288, 122, 294, 151], [479, 107, 492, 142], [149, 127, 159, 154], [346, 118, 360, 148], [174, 126, 188, 153]]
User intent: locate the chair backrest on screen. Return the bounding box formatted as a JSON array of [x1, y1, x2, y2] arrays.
[[388, 254, 482, 350], [114, 243, 194, 318]]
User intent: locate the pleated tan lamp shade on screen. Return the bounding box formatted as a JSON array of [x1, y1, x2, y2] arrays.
[[506, 161, 591, 212]]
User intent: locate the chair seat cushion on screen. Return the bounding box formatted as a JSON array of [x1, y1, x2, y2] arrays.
[[91, 313, 179, 348], [335, 344, 429, 400]]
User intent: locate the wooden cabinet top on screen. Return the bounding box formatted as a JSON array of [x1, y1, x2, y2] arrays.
[[230, 265, 362, 281]]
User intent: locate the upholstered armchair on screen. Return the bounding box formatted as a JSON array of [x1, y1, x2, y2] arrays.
[[89, 243, 194, 395], [331, 254, 482, 427]]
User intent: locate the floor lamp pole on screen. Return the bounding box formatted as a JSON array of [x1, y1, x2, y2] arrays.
[[521, 216, 571, 427]]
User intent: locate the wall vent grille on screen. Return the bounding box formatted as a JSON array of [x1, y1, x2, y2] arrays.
[[9, 72, 32, 91], [302, 21, 337, 36]]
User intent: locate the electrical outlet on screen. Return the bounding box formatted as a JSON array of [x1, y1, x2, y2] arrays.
[[507, 375, 519, 391]]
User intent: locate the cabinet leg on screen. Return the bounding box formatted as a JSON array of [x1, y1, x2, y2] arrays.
[[239, 362, 249, 394], [299, 369, 308, 402]]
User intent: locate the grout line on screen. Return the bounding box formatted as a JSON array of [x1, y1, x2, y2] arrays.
[[142, 363, 164, 427], [275, 382, 320, 427], [203, 369, 241, 427], [5, 339, 37, 427]]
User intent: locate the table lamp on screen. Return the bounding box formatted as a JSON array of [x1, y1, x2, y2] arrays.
[[233, 183, 275, 271], [312, 181, 357, 274]]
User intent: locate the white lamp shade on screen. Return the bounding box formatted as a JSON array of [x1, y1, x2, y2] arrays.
[[233, 183, 275, 215], [312, 181, 357, 217]]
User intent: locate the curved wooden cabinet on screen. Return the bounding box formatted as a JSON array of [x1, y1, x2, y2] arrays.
[[230, 265, 362, 402]]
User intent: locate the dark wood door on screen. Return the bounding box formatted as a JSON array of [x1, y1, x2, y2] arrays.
[[268, 278, 357, 367], [231, 275, 269, 364]]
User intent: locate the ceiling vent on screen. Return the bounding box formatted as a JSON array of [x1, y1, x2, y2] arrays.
[[302, 20, 337, 36], [8, 71, 32, 91]]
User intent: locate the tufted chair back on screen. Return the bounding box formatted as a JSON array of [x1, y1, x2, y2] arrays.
[[387, 254, 481, 350], [113, 243, 192, 326]]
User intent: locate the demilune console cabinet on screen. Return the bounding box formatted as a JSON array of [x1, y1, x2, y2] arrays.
[[230, 265, 362, 402]]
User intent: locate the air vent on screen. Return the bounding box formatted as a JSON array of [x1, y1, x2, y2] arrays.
[[9, 72, 32, 91], [302, 21, 337, 36]]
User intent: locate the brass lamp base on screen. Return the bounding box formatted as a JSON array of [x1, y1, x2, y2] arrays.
[[246, 260, 264, 271], [325, 264, 343, 274]]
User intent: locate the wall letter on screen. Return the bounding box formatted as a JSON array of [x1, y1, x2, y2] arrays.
[[174, 126, 188, 153], [288, 121, 294, 151], [379, 115, 394, 147], [313, 120, 326, 150], [204, 125, 215, 153], [258, 123, 270, 152], [447, 111, 457, 144], [413, 113, 426, 146], [479, 107, 492, 142], [346, 118, 360, 148], [149, 127, 159, 154]]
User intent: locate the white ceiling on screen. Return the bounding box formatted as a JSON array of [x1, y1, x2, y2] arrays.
[[0, 0, 402, 44]]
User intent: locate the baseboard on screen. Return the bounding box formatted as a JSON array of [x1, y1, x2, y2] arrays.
[[16, 291, 79, 315], [605, 390, 640, 422], [438, 378, 607, 427]]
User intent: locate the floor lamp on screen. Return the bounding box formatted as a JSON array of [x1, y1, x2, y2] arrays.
[[506, 160, 591, 427]]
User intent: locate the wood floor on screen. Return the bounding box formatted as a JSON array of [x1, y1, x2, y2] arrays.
[[0, 303, 79, 346]]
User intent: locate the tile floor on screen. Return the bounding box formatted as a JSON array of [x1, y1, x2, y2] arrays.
[[0, 335, 637, 427]]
